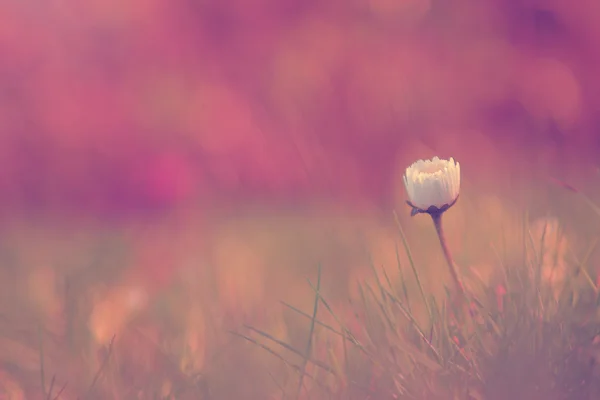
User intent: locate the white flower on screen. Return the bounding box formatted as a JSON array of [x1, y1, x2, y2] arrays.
[[403, 156, 460, 211]]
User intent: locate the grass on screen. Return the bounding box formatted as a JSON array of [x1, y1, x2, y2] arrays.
[[235, 201, 600, 399], [2, 188, 600, 399]]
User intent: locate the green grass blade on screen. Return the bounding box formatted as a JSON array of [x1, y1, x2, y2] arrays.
[[295, 263, 322, 399], [393, 211, 434, 329]]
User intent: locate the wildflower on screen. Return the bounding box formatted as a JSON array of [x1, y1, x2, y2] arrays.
[[404, 156, 460, 216], [404, 156, 464, 298]]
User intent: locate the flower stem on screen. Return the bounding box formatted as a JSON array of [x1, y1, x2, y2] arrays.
[[431, 211, 465, 298]]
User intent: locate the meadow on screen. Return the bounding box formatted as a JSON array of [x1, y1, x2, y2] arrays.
[[2, 180, 600, 399], [2, 0, 600, 398]]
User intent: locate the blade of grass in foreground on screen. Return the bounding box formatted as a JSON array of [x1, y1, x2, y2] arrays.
[[393, 211, 434, 331], [364, 281, 396, 334], [377, 289, 444, 372], [366, 256, 396, 326], [306, 284, 373, 358], [295, 263, 322, 400], [303, 282, 367, 350], [304, 286, 385, 395], [381, 266, 396, 299], [395, 242, 412, 313], [383, 287, 442, 366], [229, 331, 325, 393], [280, 299, 351, 386], [243, 325, 334, 373], [356, 283, 376, 348], [325, 341, 347, 392], [237, 308, 376, 395], [280, 301, 345, 336]]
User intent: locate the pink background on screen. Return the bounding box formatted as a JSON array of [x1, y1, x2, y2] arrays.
[[1, 0, 600, 217]]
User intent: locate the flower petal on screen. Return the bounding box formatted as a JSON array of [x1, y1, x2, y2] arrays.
[[403, 156, 461, 210]]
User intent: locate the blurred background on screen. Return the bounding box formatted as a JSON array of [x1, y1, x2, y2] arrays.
[[2, 0, 600, 398]]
